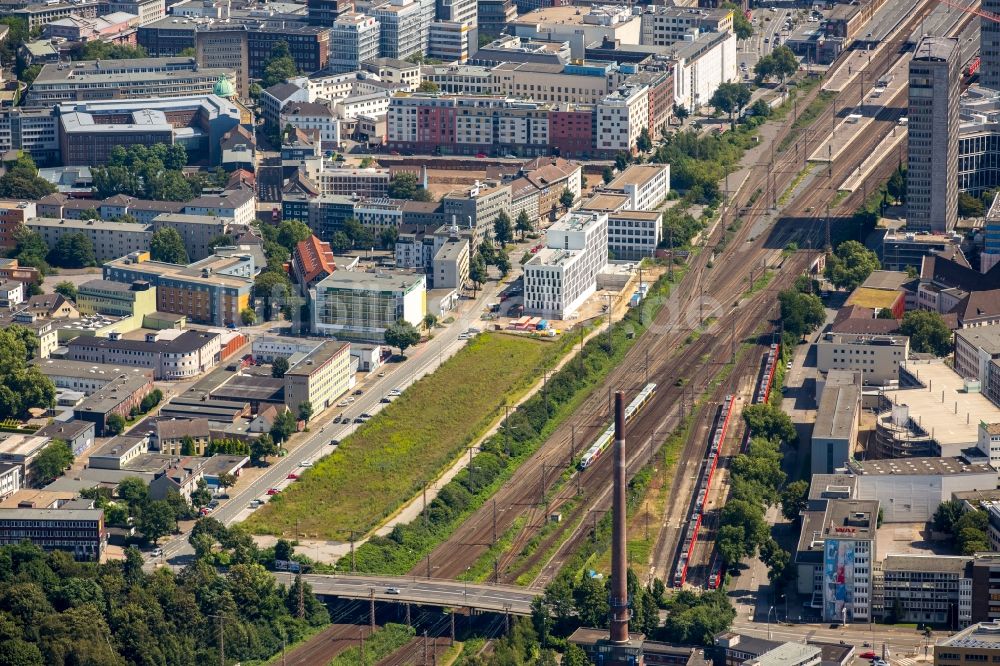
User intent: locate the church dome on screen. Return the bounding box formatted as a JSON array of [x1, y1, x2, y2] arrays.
[[213, 75, 236, 98]]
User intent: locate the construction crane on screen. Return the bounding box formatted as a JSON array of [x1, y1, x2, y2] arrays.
[[933, 0, 1000, 23]]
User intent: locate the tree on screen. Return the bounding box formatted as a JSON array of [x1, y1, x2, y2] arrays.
[[240, 307, 257, 326], [105, 413, 126, 436], [887, 164, 907, 203], [933, 500, 965, 534], [602, 166, 615, 185], [191, 478, 212, 508], [209, 234, 233, 250], [274, 538, 294, 563], [217, 473, 237, 494], [0, 153, 56, 201], [139, 500, 176, 543], [417, 80, 440, 92], [637, 127, 653, 153], [900, 310, 953, 356], [717, 524, 747, 567], [77, 41, 147, 60], [379, 226, 399, 250], [564, 643, 590, 666], [469, 254, 488, 294], [29, 440, 72, 485], [673, 104, 689, 125], [385, 320, 420, 356], [271, 356, 290, 378], [269, 413, 297, 446], [254, 270, 293, 321], [180, 436, 196, 456], [754, 54, 777, 84], [387, 172, 420, 200], [53, 281, 77, 301], [149, 228, 189, 264], [724, 2, 753, 39], [778, 289, 825, 338], [262, 41, 299, 88], [559, 188, 575, 209], [742, 403, 797, 443], [10, 228, 50, 275], [759, 46, 799, 87], [492, 211, 514, 248], [495, 249, 511, 278], [47, 233, 96, 269], [825, 240, 881, 290], [276, 220, 311, 251], [422, 313, 438, 330], [780, 480, 809, 522], [515, 209, 533, 239], [139, 389, 162, 413], [710, 82, 752, 127], [118, 477, 148, 506], [959, 192, 985, 217], [250, 433, 278, 464], [297, 401, 313, 423]]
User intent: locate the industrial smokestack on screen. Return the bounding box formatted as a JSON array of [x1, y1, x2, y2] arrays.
[[609, 390, 630, 644]]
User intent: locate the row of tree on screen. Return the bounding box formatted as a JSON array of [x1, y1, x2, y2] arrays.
[[0, 539, 329, 665], [932, 500, 989, 555], [91, 144, 199, 202]]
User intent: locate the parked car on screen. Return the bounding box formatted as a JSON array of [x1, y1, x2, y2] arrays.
[[860, 653, 877, 660], [354, 417, 366, 424], [352, 389, 364, 396], [287, 473, 299, 480], [266, 488, 280, 495]]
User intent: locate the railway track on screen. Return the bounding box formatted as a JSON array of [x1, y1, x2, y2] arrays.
[[376, 637, 454, 666], [410, 0, 948, 587], [281, 624, 367, 666]]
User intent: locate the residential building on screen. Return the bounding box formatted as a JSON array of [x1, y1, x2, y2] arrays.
[[427, 20, 475, 63], [875, 554, 972, 627], [261, 82, 311, 129], [820, 499, 878, 623], [307, 0, 352, 26], [908, 37, 960, 233], [395, 226, 471, 289], [310, 269, 426, 343], [149, 458, 204, 501], [281, 102, 340, 149], [76, 279, 157, 320], [284, 340, 352, 412], [595, 83, 649, 155], [0, 464, 20, 501], [183, 190, 256, 227], [432, 234, 470, 290], [0, 201, 36, 250], [72, 372, 154, 436], [0, 280, 24, 308], [26, 57, 233, 106], [21, 293, 79, 319], [292, 236, 337, 297], [917, 254, 1000, 327], [152, 213, 230, 262], [0, 507, 104, 560], [330, 13, 380, 74], [521, 156, 582, 215], [936, 620, 1000, 664], [103, 252, 253, 326], [509, 177, 540, 224], [361, 57, 421, 90], [848, 456, 997, 523], [301, 162, 391, 198], [672, 30, 738, 112], [606, 210, 662, 261], [815, 332, 909, 386], [640, 5, 733, 47], [374, 0, 424, 60], [0, 259, 40, 290], [441, 181, 511, 249], [155, 418, 211, 456], [34, 420, 95, 457], [0, 108, 60, 166], [27, 217, 152, 262], [811, 370, 861, 475], [57, 94, 242, 166], [67, 330, 222, 380], [523, 210, 608, 319], [604, 164, 670, 211]]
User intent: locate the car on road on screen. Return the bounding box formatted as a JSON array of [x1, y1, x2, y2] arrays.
[[786, 361, 793, 370], [388, 388, 402, 396], [353, 389, 364, 396], [199, 507, 212, 515], [354, 417, 366, 424], [266, 488, 280, 495], [860, 653, 877, 660], [330, 439, 339, 446], [337, 400, 349, 407], [386, 587, 401, 595], [301, 460, 313, 467], [249, 499, 263, 508], [380, 396, 392, 403], [150, 547, 162, 557], [287, 473, 299, 480], [359, 413, 373, 419], [377, 371, 386, 377]]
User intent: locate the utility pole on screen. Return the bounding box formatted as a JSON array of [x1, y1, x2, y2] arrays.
[[296, 570, 305, 619], [645, 348, 649, 385], [423, 486, 428, 525], [504, 405, 510, 456], [426, 554, 431, 579], [493, 558, 500, 584], [569, 424, 576, 467], [406, 603, 411, 627], [450, 611, 456, 642], [423, 631, 429, 666], [209, 615, 228, 666], [539, 463, 546, 508]]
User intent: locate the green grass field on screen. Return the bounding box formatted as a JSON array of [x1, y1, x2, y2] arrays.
[[244, 332, 557, 539]]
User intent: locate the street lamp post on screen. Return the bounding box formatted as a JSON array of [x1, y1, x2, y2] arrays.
[[767, 606, 775, 640]]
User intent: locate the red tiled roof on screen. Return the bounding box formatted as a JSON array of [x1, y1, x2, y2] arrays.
[[293, 235, 336, 286]]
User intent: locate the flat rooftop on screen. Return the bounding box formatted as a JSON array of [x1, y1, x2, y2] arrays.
[[814, 379, 860, 441], [956, 325, 1000, 356], [581, 193, 629, 213], [847, 455, 995, 476], [748, 643, 821, 666], [286, 340, 350, 376], [34, 60, 229, 85], [883, 553, 971, 574], [888, 360, 1000, 446], [28, 217, 151, 234], [823, 499, 878, 539], [861, 270, 909, 291], [607, 164, 666, 190], [846, 287, 901, 310], [31, 358, 153, 381], [939, 620, 1000, 648], [106, 254, 253, 290], [313, 269, 424, 293]]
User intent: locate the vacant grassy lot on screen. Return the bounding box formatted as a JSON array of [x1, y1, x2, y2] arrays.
[[245, 332, 556, 539]]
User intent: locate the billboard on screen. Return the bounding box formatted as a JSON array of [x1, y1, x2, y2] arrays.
[[823, 539, 855, 623]]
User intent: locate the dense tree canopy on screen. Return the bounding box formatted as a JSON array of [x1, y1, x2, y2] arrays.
[[29, 440, 72, 486], [0, 153, 56, 201], [0, 541, 328, 665], [824, 240, 881, 290], [150, 228, 189, 265], [900, 309, 953, 356], [47, 233, 96, 269], [778, 289, 825, 338], [710, 82, 752, 126], [91, 144, 194, 201], [262, 41, 299, 88], [0, 326, 56, 419]]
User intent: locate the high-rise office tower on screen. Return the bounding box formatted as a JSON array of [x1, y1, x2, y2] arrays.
[[982, 0, 1000, 89], [907, 36, 959, 233]]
